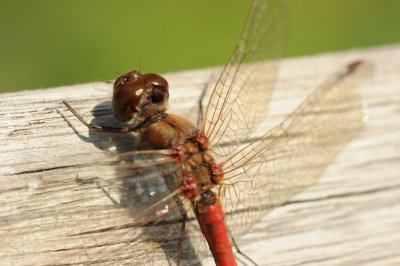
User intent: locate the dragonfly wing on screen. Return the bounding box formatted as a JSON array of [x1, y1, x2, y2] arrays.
[[202, 0, 288, 157], [73, 150, 215, 265], [114, 152, 246, 264], [219, 61, 373, 237]]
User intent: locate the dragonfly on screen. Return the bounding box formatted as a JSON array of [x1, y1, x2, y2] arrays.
[[63, 0, 370, 265]]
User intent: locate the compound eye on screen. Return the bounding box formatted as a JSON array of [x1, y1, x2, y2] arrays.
[[112, 70, 145, 122], [144, 73, 168, 90], [114, 70, 142, 87], [143, 73, 169, 104], [114, 75, 128, 87], [122, 76, 129, 84]]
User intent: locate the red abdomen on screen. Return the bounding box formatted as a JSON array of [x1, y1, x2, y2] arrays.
[[196, 200, 237, 266]]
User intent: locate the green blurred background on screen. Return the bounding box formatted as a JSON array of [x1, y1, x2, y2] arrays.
[[0, 0, 399, 92]]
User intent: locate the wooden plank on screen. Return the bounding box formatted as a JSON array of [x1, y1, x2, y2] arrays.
[[1, 45, 399, 266]]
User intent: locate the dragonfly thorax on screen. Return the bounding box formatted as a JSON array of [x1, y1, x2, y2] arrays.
[[137, 113, 222, 196]]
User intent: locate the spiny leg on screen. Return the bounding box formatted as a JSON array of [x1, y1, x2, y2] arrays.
[[159, 172, 193, 264], [177, 210, 188, 266], [168, 194, 189, 266]]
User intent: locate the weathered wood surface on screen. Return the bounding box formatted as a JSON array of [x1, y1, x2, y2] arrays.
[[1, 45, 399, 266]]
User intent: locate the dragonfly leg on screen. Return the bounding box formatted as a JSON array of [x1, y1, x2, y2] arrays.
[[63, 100, 139, 133], [166, 190, 189, 265], [177, 211, 188, 266], [231, 237, 258, 266], [162, 174, 193, 264]]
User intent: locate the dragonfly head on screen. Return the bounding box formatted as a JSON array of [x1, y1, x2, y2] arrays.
[[112, 70, 169, 125]]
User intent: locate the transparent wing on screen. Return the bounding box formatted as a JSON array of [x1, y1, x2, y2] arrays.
[[218, 62, 372, 237], [67, 150, 212, 265], [202, 0, 288, 157]]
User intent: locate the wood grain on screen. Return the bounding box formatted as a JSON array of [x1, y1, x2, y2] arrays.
[[1, 45, 399, 266]]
